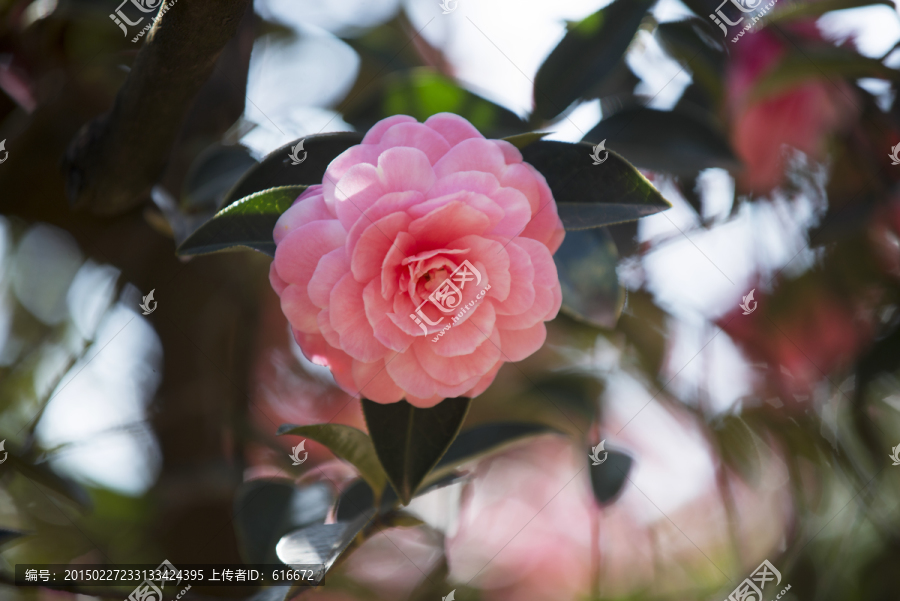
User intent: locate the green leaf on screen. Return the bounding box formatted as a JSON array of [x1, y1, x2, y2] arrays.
[[221, 132, 364, 207], [519, 140, 672, 230], [502, 131, 550, 150], [617, 289, 669, 377], [532, 0, 655, 122], [587, 59, 641, 104], [362, 397, 471, 505], [590, 449, 633, 506], [277, 423, 387, 496], [6, 453, 91, 508], [555, 228, 625, 329], [583, 107, 739, 175], [655, 19, 725, 105], [675, 81, 718, 115], [335, 478, 398, 522], [749, 45, 900, 102], [425, 422, 560, 485], [713, 415, 760, 483], [233, 480, 332, 564], [177, 185, 305, 257], [345, 68, 528, 138], [335, 473, 458, 522]]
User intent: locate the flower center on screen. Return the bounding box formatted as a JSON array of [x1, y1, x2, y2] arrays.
[[400, 248, 470, 305]]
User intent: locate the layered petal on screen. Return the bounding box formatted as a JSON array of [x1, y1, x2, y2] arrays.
[[330, 274, 389, 363], [431, 301, 496, 358], [270, 113, 564, 405], [415, 326, 502, 387], [353, 355, 405, 403], [425, 112, 485, 146], [273, 187, 330, 244]]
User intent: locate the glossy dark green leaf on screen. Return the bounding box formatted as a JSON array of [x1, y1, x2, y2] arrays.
[[275, 511, 374, 574], [532, 0, 655, 122], [555, 228, 625, 329], [587, 59, 641, 105], [590, 449, 633, 506], [334, 479, 372, 523], [425, 422, 560, 485], [336, 472, 461, 523], [221, 132, 364, 207], [177, 185, 306, 257], [749, 45, 900, 101], [181, 144, 258, 211], [655, 19, 725, 104], [675, 81, 718, 115], [519, 140, 672, 229], [503, 131, 550, 150], [6, 453, 91, 508], [335, 478, 398, 522], [233, 480, 332, 565], [362, 397, 471, 505], [277, 423, 387, 496], [583, 107, 739, 175], [344, 68, 527, 138]]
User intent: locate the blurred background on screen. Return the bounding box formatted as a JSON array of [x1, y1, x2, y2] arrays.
[[2, 0, 900, 599]]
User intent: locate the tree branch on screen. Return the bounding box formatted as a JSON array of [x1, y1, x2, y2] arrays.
[[63, 0, 252, 215]]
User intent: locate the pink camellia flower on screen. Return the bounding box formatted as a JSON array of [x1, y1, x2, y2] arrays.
[[727, 24, 856, 193], [269, 114, 564, 407]]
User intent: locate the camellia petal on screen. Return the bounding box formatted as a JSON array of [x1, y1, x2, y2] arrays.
[[270, 113, 565, 404]]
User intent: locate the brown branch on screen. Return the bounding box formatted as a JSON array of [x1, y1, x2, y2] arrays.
[[63, 0, 252, 215]]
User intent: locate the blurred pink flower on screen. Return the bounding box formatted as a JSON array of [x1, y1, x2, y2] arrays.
[[270, 113, 564, 407], [720, 285, 872, 398], [446, 435, 593, 601], [247, 287, 365, 476], [342, 525, 444, 600], [446, 412, 794, 600], [727, 25, 856, 193]]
